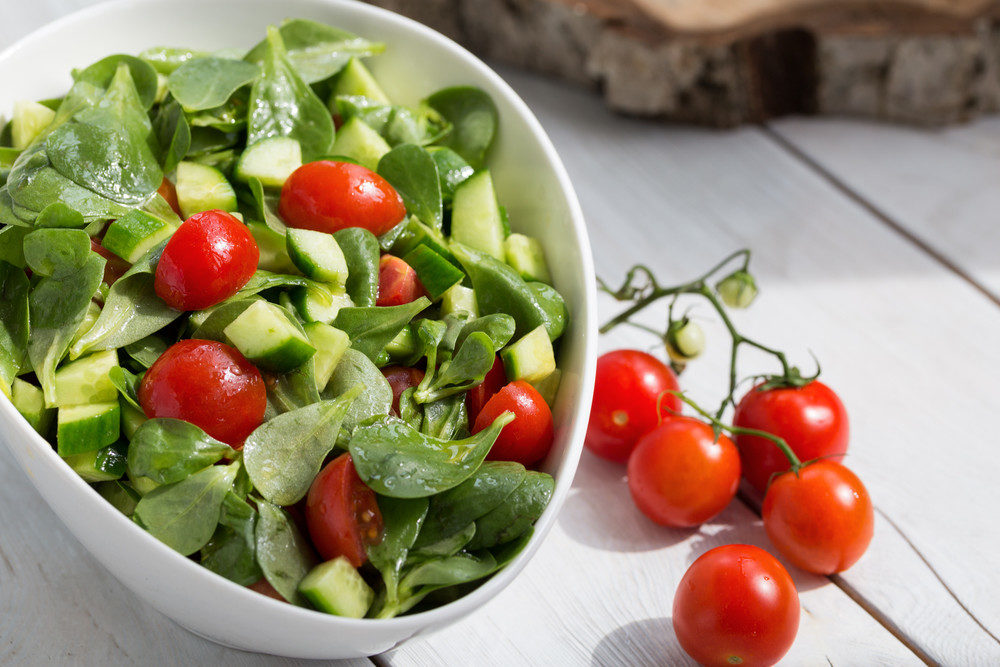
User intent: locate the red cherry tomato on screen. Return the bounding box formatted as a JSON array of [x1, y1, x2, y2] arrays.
[[279, 161, 406, 236], [763, 461, 873, 574], [734, 380, 849, 493], [466, 355, 507, 423], [474, 380, 554, 467], [154, 210, 259, 311], [305, 454, 383, 567], [381, 365, 425, 415], [90, 238, 130, 285], [586, 350, 681, 463], [157, 178, 181, 217], [673, 544, 800, 667], [138, 339, 266, 447], [376, 255, 426, 307], [626, 417, 740, 527], [247, 578, 285, 602]]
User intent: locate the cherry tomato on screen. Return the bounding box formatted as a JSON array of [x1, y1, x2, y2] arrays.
[[90, 238, 130, 285], [154, 210, 259, 311], [305, 453, 383, 567], [279, 161, 406, 236], [157, 177, 181, 217], [763, 461, 873, 574], [247, 578, 285, 602], [673, 544, 800, 667], [585, 350, 681, 463], [733, 380, 849, 493], [626, 417, 740, 527], [138, 339, 266, 446], [376, 255, 426, 307], [382, 365, 425, 415], [466, 355, 507, 423], [474, 380, 554, 467]]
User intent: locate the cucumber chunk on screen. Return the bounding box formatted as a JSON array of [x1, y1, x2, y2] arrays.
[[64, 443, 126, 483], [330, 116, 391, 171], [530, 368, 561, 407], [451, 170, 506, 261], [12, 378, 55, 436], [175, 161, 238, 219], [102, 209, 175, 263], [57, 402, 121, 456], [121, 400, 147, 440], [223, 300, 316, 373], [402, 245, 464, 301], [12, 100, 55, 150], [53, 350, 120, 408], [331, 58, 390, 104], [290, 285, 353, 324], [235, 137, 302, 188], [500, 325, 556, 383], [504, 233, 552, 284], [248, 222, 299, 274], [385, 325, 416, 361], [390, 217, 459, 267], [440, 284, 478, 318], [299, 556, 375, 618], [286, 229, 349, 288], [303, 322, 350, 391]]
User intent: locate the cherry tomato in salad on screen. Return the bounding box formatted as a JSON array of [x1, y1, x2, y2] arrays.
[[157, 177, 181, 217], [673, 544, 800, 667], [90, 238, 130, 285], [154, 210, 259, 311], [278, 161, 406, 236], [585, 350, 681, 463], [763, 461, 873, 574], [305, 453, 383, 568], [376, 255, 426, 307], [733, 380, 849, 493], [247, 578, 285, 602], [474, 380, 553, 467], [465, 355, 507, 423], [382, 365, 425, 415], [138, 339, 266, 447], [626, 417, 740, 527]]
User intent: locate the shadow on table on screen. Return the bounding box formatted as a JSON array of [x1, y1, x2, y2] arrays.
[[590, 617, 692, 667]]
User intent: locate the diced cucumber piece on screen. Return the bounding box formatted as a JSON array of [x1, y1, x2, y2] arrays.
[[299, 556, 375, 618], [504, 233, 552, 284], [500, 325, 556, 383], [121, 400, 147, 439], [96, 479, 141, 516], [286, 229, 349, 288], [12, 378, 55, 436], [441, 284, 478, 318], [290, 285, 354, 324], [390, 217, 459, 267], [248, 222, 299, 274], [403, 245, 464, 301], [451, 170, 506, 261], [385, 325, 416, 361], [235, 137, 302, 188], [53, 350, 119, 408], [330, 116, 391, 171], [175, 161, 238, 219], [223, 300, 316, 372], [332, 58, 390, 105], [131, 475, 160, 496], [303, 322, 350, 391], [64, 443, 126, 483], [57, 402, 121, 456], [102, 209, 175, 263], [12, 100, 55, 149], [530, 368, 561, 407]]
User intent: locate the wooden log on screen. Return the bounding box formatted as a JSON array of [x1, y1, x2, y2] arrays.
[[363, 0, 1000, 126]]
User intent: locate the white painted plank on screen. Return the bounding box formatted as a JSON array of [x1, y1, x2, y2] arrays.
[[770, 116, 1000, 298], [387, 70, 1000, 664]]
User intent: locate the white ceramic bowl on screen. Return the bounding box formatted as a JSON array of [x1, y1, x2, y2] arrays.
[[0, 0, 596, 659]]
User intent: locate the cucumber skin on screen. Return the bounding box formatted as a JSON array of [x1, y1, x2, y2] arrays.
[[402, 245, 464, 301], [56, 402, 121, 457], [298, 556, 374, 618], [223, 301, 317, 373]]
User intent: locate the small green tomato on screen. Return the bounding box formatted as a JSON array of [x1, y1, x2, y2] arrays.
[[666, 318, 705, 362], [715, 270, 758, 309]]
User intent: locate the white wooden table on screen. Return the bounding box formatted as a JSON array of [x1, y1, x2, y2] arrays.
[[3, 3, 1000, 665]]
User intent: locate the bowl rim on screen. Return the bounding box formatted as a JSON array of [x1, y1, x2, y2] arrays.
[[0, 0, 597, 635]]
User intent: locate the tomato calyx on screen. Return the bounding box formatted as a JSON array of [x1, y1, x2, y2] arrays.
[[754, 357, 822, 392]]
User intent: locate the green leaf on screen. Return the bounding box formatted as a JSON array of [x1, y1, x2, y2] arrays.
[[0, 226, 28, 267], [134, 462, 239, 556], [367, 496, 429, 604], [335, 96, 450, 148], [243, 386, 361, 506], [414, 331, 495, 404], [425, 86, 498, 168], [455, 313, 516, 351], [35, 201, 86, 228], [322, 348, 392, 442], [333, 296, 430, 362], [255, 499, 317, 605], [245, 19, 384, 85], [420, 394, 469, 441], [74, 54, 159, 109], [0, 262, 29, 390], [127, 418, 235, 485], [378, 144, 442, 230], [139, 47, 208, 75], [234, 269, 315, 299], [108, 366, 142, 409], [152, 100, 191, 175], [122, 333, 168, 369], [468, 471, 554, 550], [22, 228, 90, 278], [244, 177, 286, 234], [168, 57, 260, 111], [332, 227, 379, 307], [201, 492, 262, 586], [409, 521, 475, 561], [429, 147, 473, 203], [247, 27, 334, 161], [349, 410, 515, 498], [267, 360, 321, 415], [400, 550, 497, 591]]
